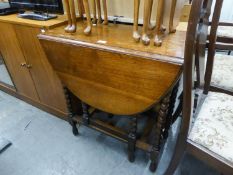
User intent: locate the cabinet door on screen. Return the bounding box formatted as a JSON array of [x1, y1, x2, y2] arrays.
[[14, 25, 67, 113], [0, 22, 39, 101]]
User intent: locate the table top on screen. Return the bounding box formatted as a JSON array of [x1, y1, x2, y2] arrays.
[[42, 20, 187, 65], [39, 21, 187, 115]]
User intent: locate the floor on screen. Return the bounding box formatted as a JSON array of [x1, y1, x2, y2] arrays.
[[0, 64, 14, 86], [0, 90, 220, 175]]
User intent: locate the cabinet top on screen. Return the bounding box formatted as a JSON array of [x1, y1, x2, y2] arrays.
[[0, 14, 67, 29]]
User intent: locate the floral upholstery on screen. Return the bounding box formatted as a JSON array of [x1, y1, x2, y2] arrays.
[[189, 92, 233, 164], [208, 26, 233, 38], [217, 26, 233, 38], [211, 54, 233, 91]]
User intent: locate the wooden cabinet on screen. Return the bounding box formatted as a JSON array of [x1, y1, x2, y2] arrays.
[[0, 15, 68, 118], [0, 22, 39, 100]]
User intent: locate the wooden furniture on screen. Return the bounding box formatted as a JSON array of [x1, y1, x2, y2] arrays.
[[164, 0, 233, 174], [195, 21, 233, 93], [205, 22, 233, 95], [134, 0, 180, 46], [39, 20, 185, 172], [0, 14, 68, 118], [180, 4, 191, 22]]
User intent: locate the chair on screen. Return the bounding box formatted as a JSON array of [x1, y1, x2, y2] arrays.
[[205, 22, 233, 95], [215, 22, 233, 56], [164, 0, 233, 174], [196, 23, 233, 93]]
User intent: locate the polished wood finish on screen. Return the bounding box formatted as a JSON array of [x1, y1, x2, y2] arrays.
[[14, 25, 67, 113], [0, 15, 68, 118], [39, 16, 184, 171], [150, 93, 171, 171], [38, 21, 185, 115], [39, 21, 186, 61], [40, 38, 181, 115], [0, 22, 39, 100], [164, 0, 233, 175]]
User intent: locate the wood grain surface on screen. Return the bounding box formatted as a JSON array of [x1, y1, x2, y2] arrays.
[[39, 22, 184, 115]]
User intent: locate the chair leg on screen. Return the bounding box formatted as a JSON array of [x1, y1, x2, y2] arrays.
[[163, 137, 185, 175], [150, 93, 171, 172], [63, 86, 79, 136], [128, 117, 137, 162]]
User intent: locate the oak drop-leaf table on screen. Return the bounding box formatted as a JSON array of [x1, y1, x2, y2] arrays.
[[38, 21, 185, 172]]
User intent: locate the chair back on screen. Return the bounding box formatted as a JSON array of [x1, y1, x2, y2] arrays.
[[182, 0, 223, 139]]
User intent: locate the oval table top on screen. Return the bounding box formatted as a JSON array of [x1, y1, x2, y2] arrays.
[[39, 21, 186, 115]]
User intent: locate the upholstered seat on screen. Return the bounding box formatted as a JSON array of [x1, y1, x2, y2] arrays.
[[211, 54, 233, 90], [217, 26, 233, 38], [189, 92, 233, 164], [208, 26, 233, 38]]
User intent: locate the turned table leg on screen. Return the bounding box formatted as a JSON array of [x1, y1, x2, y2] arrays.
[[163, 82, 179, 139], [63, 87, 79, 136], [128, 117, 137, 162], [81, 102, 90, 125], [150, 93, 171, 172]]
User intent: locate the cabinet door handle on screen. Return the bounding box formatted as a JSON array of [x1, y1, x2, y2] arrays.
[[20, 63, 27, 67]]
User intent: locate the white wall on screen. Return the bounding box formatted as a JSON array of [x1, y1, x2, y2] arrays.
[[211, 0, 233, 22], [220, 0, 233, 22]]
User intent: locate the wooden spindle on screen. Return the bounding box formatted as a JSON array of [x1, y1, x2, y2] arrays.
[[69, 0, 77, 33], [142, 0, 153, 45], [154, 0, 165, 46], [169, 0, 177, 33], [92, 0, 97, 24], [102, 0, 108, 25], [133, 0, 141, 42], [64, 0, 72, 32], [83, 0, 92, 35], [96, 0, 102, 24]]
